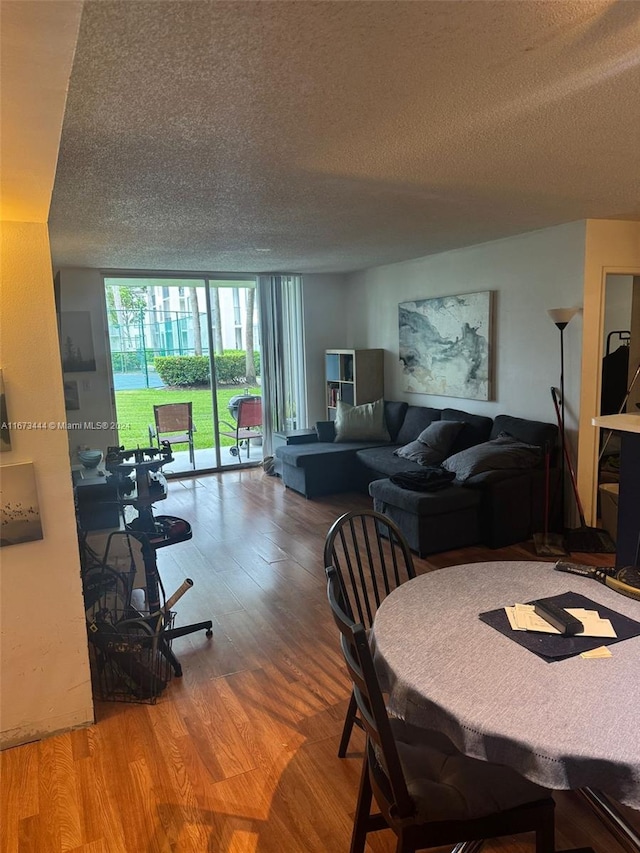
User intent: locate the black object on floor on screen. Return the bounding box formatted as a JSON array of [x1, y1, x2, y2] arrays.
[[565, 527, 617, 554]]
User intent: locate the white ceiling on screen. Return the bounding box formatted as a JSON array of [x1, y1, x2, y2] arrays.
[[46, 0, 640, 274]]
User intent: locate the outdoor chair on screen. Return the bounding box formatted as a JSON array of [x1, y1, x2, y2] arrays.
[[324, 565, 564, 853], [148, 402, 196, 469], [219, 396, 263, 460], [324, 510, 416, 757]]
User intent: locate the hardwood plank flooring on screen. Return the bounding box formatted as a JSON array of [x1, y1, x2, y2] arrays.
[[2, 470, 639, 853]]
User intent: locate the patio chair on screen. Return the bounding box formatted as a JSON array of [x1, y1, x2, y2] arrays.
[[325, 565, 561, 853], [324, 509, 416, 757], [219, 396, 262, 460], [149, 402, 196, 468]]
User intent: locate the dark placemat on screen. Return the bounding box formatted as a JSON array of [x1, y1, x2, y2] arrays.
[[479, 590, 640, 662]]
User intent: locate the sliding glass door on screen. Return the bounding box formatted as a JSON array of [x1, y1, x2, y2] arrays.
[[104, 274, 261, 474], [204, 278, 261, 468]]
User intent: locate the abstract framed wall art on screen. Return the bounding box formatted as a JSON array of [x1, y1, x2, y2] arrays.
[[399, 291, 494, 400], [0, 462, 43, 547]]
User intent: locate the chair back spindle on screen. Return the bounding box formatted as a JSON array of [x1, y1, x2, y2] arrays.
[[324, 510, 416, 630]]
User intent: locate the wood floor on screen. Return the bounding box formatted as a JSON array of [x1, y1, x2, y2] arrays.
[[2, 470, 639, 853]]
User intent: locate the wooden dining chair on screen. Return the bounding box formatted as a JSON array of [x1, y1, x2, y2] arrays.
[[325, 565, 562, 853], [324, 509, 416, 757]]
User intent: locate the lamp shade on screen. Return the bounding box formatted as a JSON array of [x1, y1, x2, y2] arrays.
[[547, 307, 579, 327]]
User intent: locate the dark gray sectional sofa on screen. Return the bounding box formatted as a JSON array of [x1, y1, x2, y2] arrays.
[[275, 401, 559, 556]]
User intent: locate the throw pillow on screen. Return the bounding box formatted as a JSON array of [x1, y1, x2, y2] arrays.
[[394, 420, 464, 466], [394, 439, 443, 465], [442, 434, 542, 482], [315, 420, 336, 442], [416, 420, 464, 457], [334, 398, 391, 443]]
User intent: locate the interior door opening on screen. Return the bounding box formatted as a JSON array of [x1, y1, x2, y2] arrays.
[[596, 273, 640, 541]]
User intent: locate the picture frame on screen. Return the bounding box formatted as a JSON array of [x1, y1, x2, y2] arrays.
[[0, 369, 11, 452], [399, 290, 494, 400], [0, 462, 44, 547]]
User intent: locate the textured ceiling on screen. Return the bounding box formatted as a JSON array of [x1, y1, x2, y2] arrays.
[[48, 0, 640, 274]]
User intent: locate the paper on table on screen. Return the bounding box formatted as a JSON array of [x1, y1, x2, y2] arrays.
[[504, 603, 617, 638], [580, 646, 613, 659], [505, 605, 524, 631]]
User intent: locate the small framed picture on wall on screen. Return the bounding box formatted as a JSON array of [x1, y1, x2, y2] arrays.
[[0, 369, 11, 452]]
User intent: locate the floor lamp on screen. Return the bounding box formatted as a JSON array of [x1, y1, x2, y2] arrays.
[[548, 307, 579, 528]]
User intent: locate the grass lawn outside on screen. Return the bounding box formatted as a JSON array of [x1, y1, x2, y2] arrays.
[[114, 386, 261, 450]]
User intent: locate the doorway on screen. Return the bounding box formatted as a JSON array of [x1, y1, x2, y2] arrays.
[[104, 275, 261, 474], [596, 273, 640, 540]]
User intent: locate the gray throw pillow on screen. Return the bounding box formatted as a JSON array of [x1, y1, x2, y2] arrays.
[[334, 398, 390, 442], [394, 421, 464, 466], [442, 434, 542, 482], [416, 420, 464, 456], [394, 439, 443, 465]]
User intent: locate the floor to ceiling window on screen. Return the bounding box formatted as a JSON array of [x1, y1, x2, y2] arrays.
[[104, 274, 263, 474]]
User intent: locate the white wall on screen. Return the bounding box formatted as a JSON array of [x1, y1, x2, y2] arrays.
[[1, 224, 94, 749], [344, 222, 587, 435], [58, 269, 118, 459], [302, 273, 349, 425]]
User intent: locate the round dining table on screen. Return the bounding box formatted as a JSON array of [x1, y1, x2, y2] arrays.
[[371, 560, 640, 833]]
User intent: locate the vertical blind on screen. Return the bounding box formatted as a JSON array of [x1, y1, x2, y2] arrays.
[[258, 275, 306, 456]]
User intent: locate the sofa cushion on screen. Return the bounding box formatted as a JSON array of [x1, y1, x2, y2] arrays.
[[277, 439, 388, 468], [335, 398, 390, 442], [490, 414, 557, 450], [442, 434, 542, 482], [315, 420, 336, 442], [384, 400, 409, 442], [442, 408, 493, 453], [357, 446, 428, 478], [394, 420, 464, 465], [369, 477, 481, 514], [396, 406, 442, 446]]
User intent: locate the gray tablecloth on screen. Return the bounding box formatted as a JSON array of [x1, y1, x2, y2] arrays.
[[371, 560, 640, 809]]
